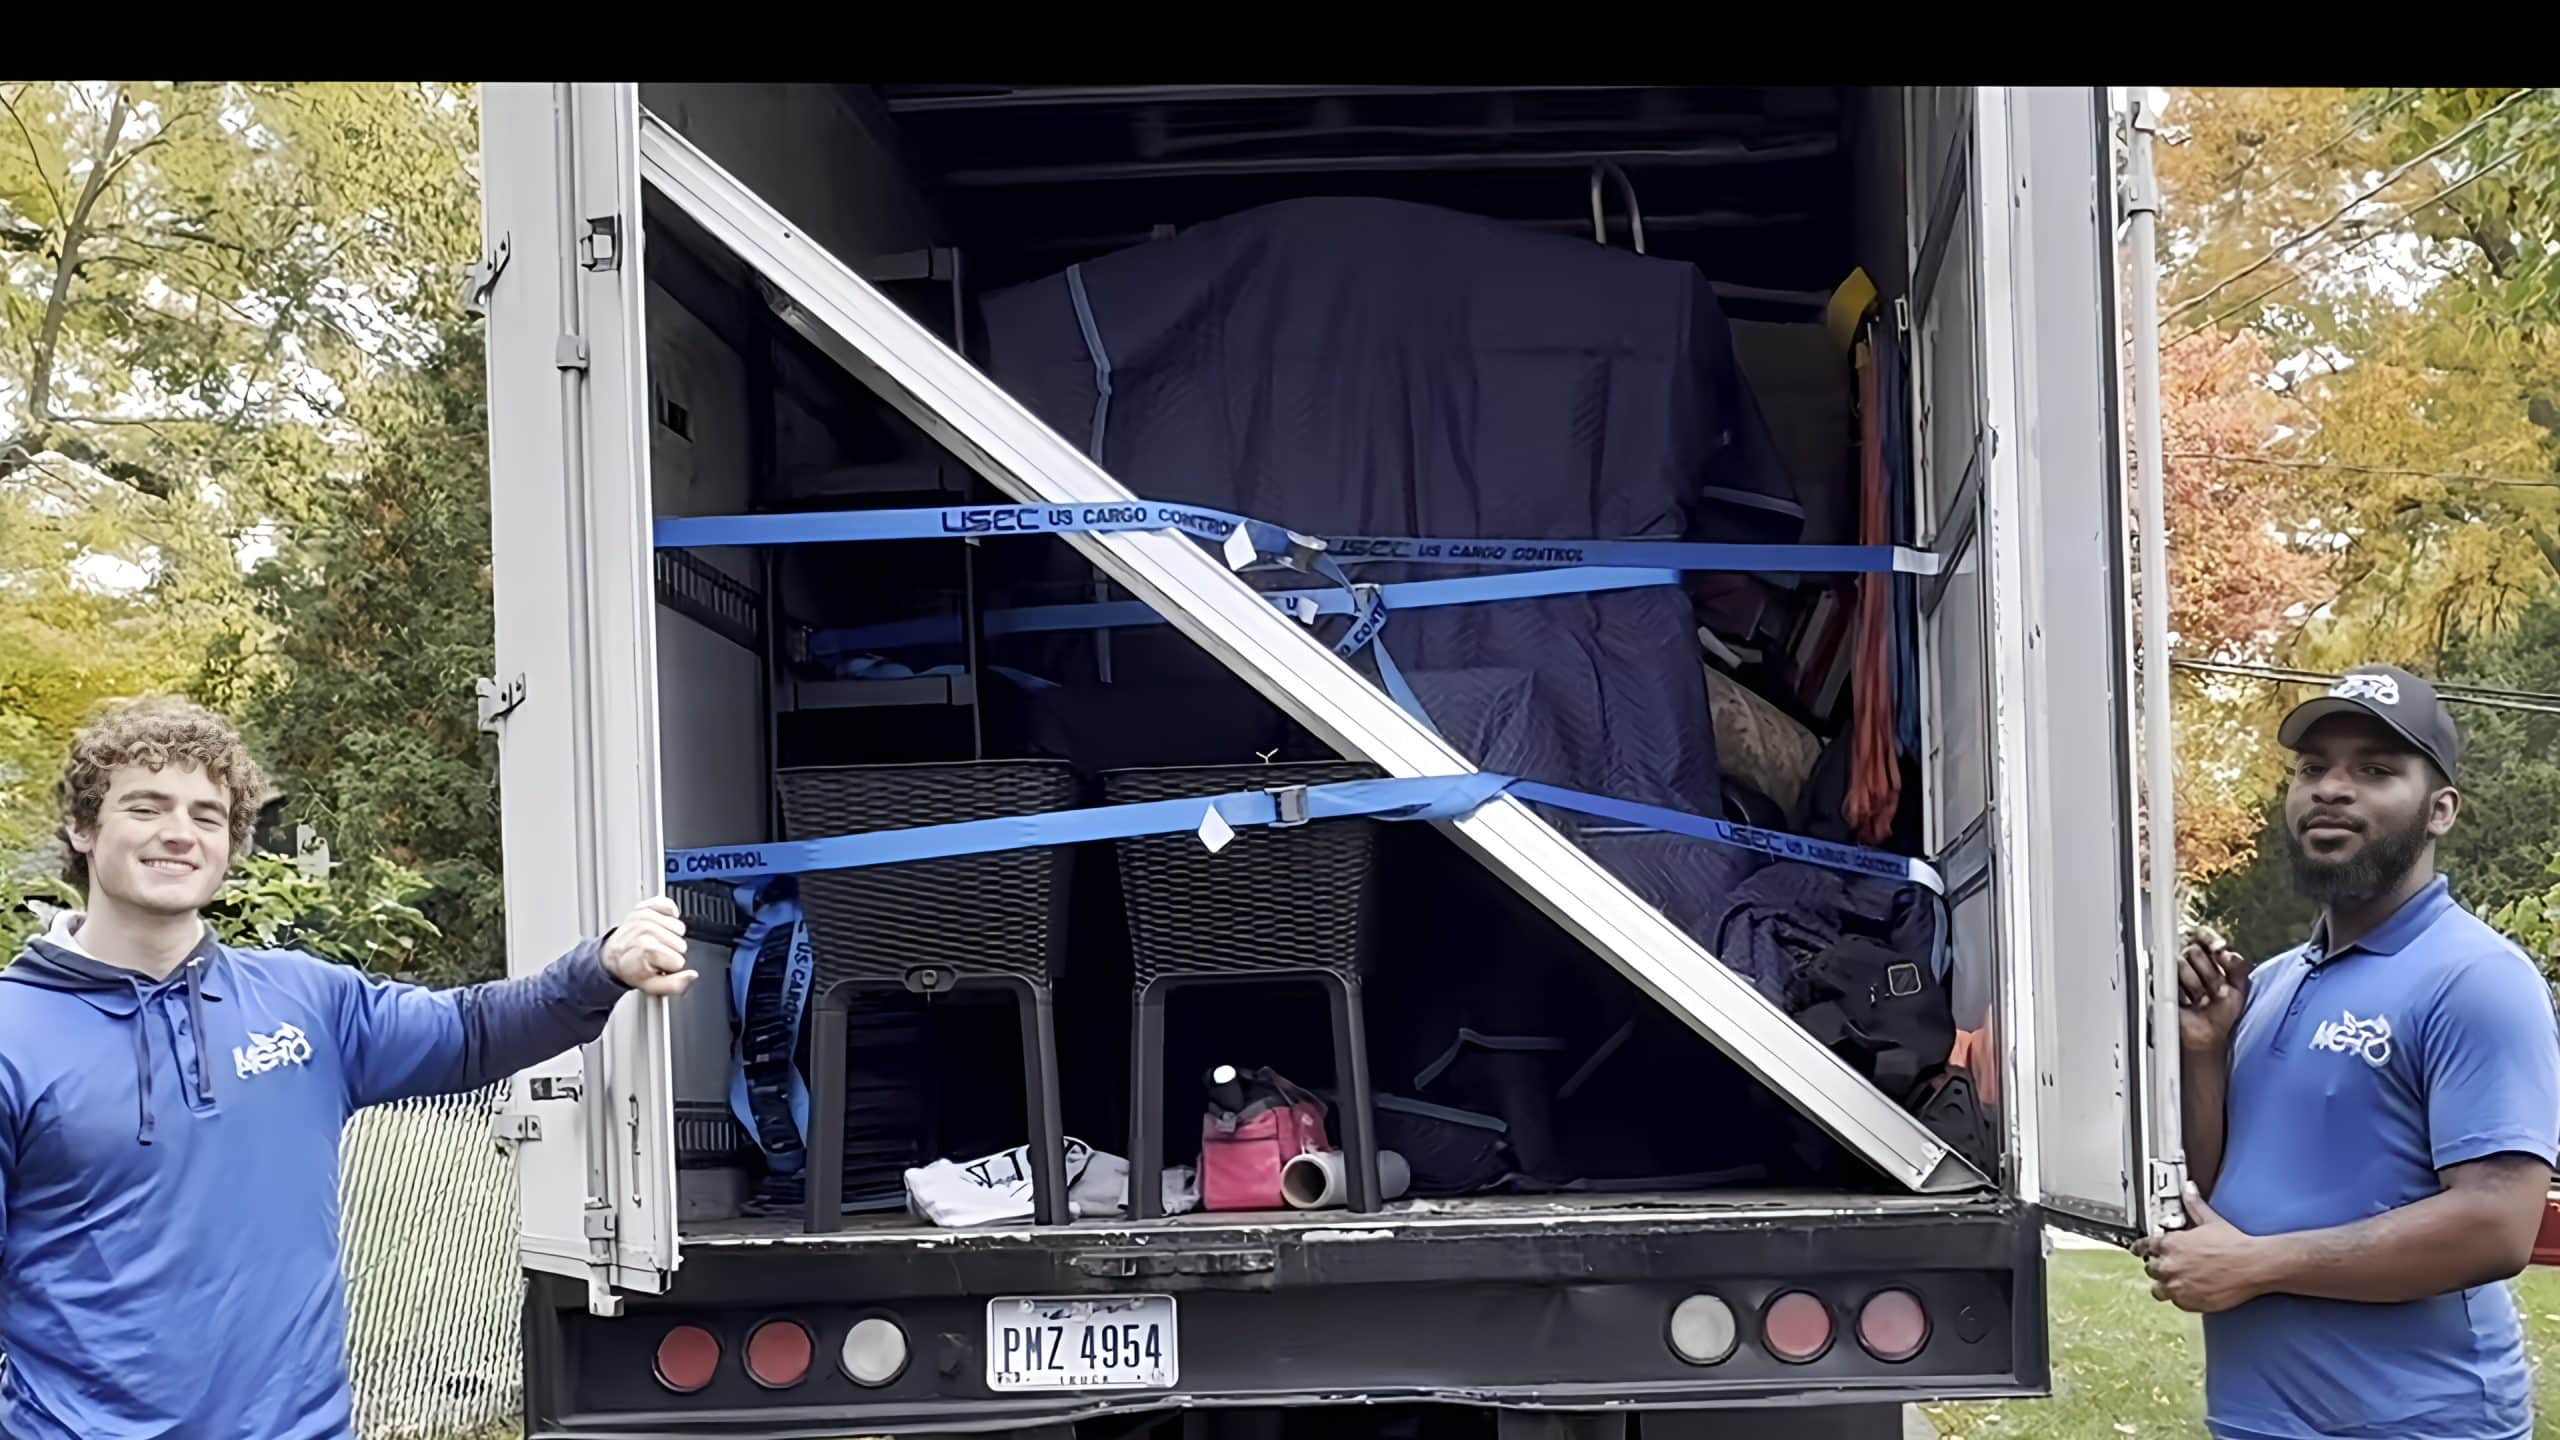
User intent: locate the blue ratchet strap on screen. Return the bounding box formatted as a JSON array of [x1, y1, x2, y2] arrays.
[[652, 503, 1938, 577], [1323, 534, 1942, 576], [668, 772, 1942, 896], [725, 881, 815, 1168], [667, 773, 1514, 885], [654, 502, 1259, 551], [1503, 782, 1944, 894]]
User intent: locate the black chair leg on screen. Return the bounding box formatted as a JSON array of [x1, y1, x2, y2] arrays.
[[1326, 974, 1382, 1213], [1018, 982, 1070, 1227], [805, 987, 851, 1234], [1128, 981, 1171, 1220]]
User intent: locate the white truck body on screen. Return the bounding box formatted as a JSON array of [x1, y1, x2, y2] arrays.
[[475, 83, 2175, 1434]]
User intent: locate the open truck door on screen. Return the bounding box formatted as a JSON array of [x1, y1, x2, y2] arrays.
[[479, 83, 683, 1311], [1913, 85, 2178, 1243]]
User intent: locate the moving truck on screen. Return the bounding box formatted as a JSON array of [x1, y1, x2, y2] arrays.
[[474, 83, 2179, 1439]]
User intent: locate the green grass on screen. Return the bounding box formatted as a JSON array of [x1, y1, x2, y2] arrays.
[[1926, 1249, 2560, 1438]]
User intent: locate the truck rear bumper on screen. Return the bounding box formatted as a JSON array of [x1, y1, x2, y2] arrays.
[[526, 1199, 2047, 1436]]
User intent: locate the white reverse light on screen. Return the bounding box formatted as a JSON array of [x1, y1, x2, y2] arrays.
[[1667, 1293, 1738, 1365], [840, 1316, 909, 1387]]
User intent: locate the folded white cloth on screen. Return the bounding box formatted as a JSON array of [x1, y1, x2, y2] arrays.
[[904, 1138, 1199, 1228]]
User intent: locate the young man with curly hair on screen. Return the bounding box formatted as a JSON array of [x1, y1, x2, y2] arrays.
[[0, 696, 699, 1440]]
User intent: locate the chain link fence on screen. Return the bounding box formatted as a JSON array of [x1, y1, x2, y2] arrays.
[[340, 1084, 524, 1440]]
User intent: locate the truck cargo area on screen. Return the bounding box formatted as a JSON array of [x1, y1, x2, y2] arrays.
[[480, 79, 2168, 1432], [629, 83, 2014, 1247]]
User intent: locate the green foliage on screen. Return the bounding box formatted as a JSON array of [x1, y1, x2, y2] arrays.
[[0, 874, 83, 959], [206, 852, 440, 969], [2485, 855, 2560, 980], [251, 325, 503, 984], [0, 856, 434, 974]]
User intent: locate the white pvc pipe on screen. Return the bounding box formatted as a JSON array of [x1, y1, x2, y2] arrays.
[[1281, 1150, 1413, 1210]]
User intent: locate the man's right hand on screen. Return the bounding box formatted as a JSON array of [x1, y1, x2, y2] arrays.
[[2178, 926, 2250, 1052]]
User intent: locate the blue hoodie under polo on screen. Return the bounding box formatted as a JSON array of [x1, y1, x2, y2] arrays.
[[0, 913, 631, 1440]]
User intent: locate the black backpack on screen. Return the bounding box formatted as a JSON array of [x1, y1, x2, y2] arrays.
[[1791, 936, 1954, 1103]]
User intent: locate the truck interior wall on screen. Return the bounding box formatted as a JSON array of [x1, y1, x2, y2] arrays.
[[636, 85, 1993, 1234], [646, 284, 763, 1170], [637, 85, 938, 273]]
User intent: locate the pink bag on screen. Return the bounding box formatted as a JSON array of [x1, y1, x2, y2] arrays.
[[1200, 1074, 1329, 1212]]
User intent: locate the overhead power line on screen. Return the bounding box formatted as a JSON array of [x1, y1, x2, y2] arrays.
[[2166, 140, 2530, 348], [2165, 88, 2537, 323], [2169, 656, 2560, 716]]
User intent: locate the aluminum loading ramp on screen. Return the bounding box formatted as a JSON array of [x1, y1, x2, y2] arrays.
[[636, 109, 1986, 1196]]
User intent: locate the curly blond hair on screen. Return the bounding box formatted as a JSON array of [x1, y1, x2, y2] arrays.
[[56, 696, 266, 890]]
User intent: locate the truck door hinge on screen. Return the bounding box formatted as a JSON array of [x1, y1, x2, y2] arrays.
[[460, 232, 511, 317], [475, 674, 527, 733], [491, 1110, 541, 1145], [580, 215, 622, 272], [529, 1074, 584, 1104]]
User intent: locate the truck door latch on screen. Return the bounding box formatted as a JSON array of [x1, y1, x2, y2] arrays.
[[581, 216, 622, 272]]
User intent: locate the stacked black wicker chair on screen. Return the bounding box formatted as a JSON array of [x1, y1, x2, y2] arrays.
[[776, 760, 1082, 1231], [1103, 759, 1388, 1219]]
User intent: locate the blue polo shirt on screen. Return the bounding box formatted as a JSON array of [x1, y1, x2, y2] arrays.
[[2205, 877, 2560, 1440]]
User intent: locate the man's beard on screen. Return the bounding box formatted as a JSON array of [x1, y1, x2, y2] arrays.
[[2287, 812, 2431, 905]]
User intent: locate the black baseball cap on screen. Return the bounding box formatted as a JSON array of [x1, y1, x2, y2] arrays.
[[2277, 664, 2462, 784]]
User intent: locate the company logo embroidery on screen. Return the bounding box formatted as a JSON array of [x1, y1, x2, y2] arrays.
[[234, 1022, 315, 1079], [2330, 673, 2401, 707], [2308, 1009, 2394, 1067]]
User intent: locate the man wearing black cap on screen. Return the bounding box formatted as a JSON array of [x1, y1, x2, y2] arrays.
[[2134, 665, 2560, 1440]]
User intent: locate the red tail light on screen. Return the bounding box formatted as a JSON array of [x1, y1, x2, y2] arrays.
[[654, 1324, 720, 1394], [1761, 1290, 1835, 1364], [745, 1318, 815, 1389], [1856, 1288, 1930, 1362]]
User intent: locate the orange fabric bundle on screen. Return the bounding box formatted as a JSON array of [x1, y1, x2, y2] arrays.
[[1844, 334, 1901, 846]]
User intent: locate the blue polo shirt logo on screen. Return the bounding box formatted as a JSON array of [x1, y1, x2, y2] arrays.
[[232, 1022, 316, 1080], [2305, 1009, 2394, 1067]]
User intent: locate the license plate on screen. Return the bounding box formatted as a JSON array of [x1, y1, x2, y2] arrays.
[[985, 1295, 1178, 1392]]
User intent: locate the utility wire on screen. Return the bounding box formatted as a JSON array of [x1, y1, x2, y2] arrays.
[[2164, 88, 2538, 324], [2204, 88, 2417, 198], [2169, 656, 2560, 716], [2167, 142, 2527, 348]]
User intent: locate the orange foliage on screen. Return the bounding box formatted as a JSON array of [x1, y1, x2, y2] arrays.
[[2158, 330, 2338, 662]]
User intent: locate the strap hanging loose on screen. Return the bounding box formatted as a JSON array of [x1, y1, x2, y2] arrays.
[[726, 882, 815, 1166]]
